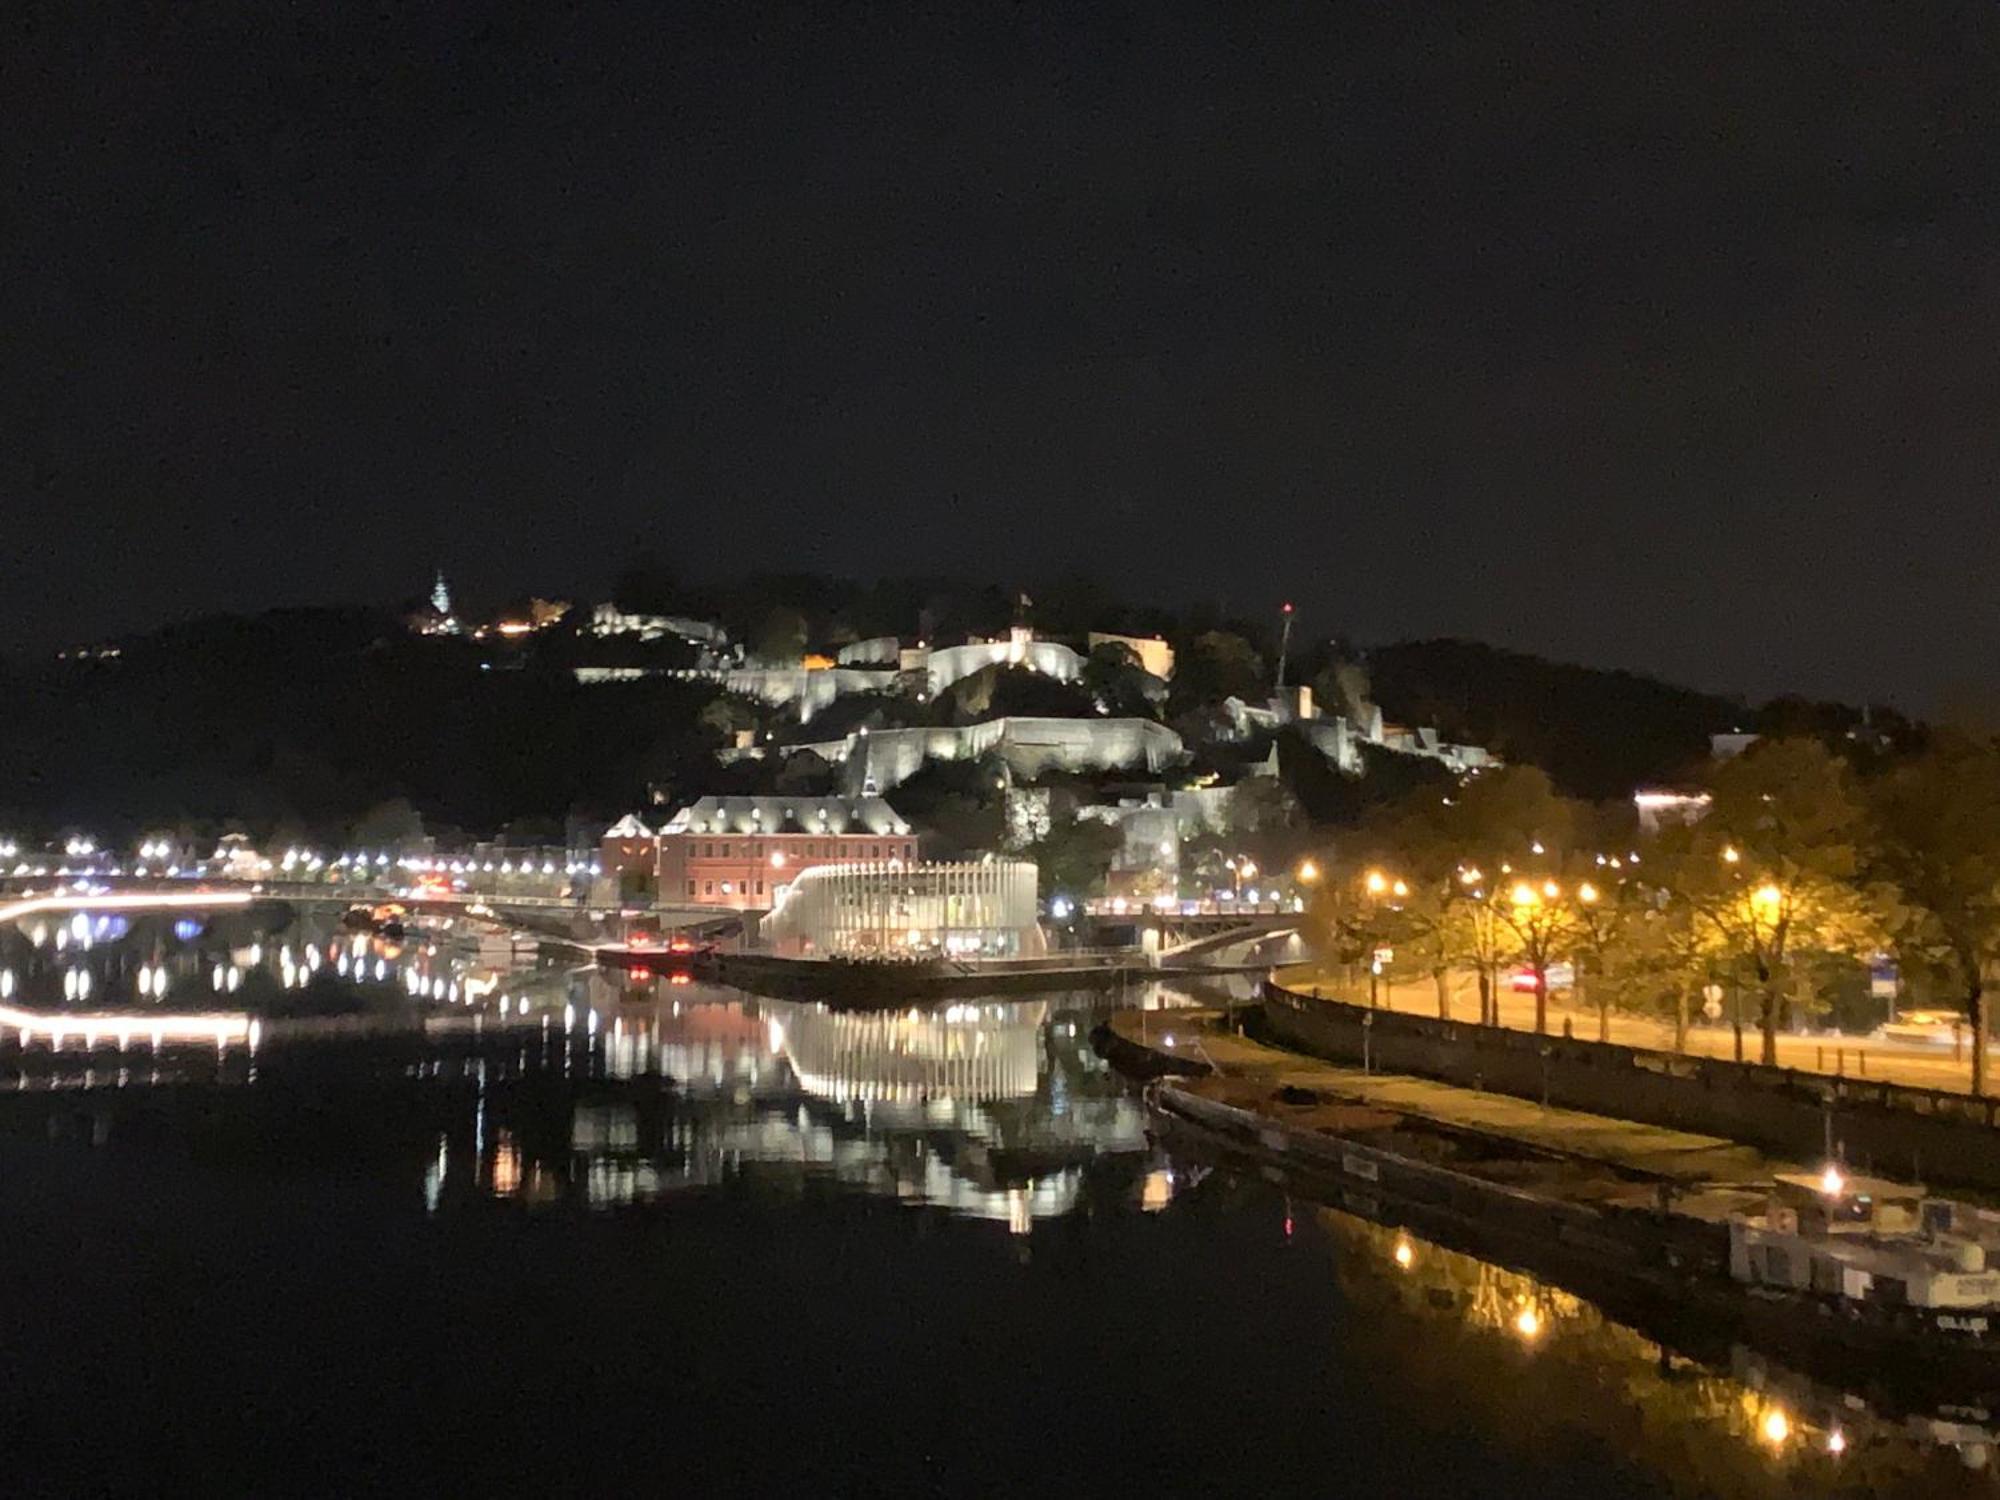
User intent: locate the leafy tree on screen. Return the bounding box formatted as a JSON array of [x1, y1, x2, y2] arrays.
[[1661, 738, 1878, 1065], [885, 758, 1006, 857], [699, 696, 758, 742], [750, 607, 809, 665], [1364, 638, 1739, 799], [1170, 630, 1266, 714], [1026, 816, 1124, 902], [1081, 640, 1160, 719], [1353, 796, 1474, 1018], [1443, 767, 1586, 1032], [1866, 733, 2000, 1094], [1445, 880, 1516, 1026], [1304, 869, 1402, 996], [1569, 865, 1645, 1041], [1316, 765, 1587, 1025], [946, 664, 1096, 722], [1617, 894, 1724, 1052], [1445, 765, 1580, 856], [1490, 875, 1587, 1034], [1181, 776, 1309, 894], [1311, 656, 1375, 723], [351, 797, 425, 852]]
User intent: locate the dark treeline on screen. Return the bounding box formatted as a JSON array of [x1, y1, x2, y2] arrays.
[[0, 608, 715, 847]]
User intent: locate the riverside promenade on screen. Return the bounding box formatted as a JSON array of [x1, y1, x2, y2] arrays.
[[1283, 962, 1993, 1096]]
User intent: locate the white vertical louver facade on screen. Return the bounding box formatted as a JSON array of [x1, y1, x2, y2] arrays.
[[761, 860, 1043, 957]]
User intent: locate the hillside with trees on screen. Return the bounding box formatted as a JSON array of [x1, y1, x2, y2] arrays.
[[1363, 639, 1748, 800]]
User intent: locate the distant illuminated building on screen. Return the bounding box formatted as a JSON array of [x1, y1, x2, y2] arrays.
[[1632, 788, 1712, 833], [410, 567, 461, 636], [761, 858, 1042, 957], [654, 795, 917, 910]]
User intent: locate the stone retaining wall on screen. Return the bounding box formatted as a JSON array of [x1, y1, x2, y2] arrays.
[[1263, 976, 2000, 1192]]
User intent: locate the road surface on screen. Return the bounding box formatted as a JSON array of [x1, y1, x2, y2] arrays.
[[1290, 965, 1992, 1097]]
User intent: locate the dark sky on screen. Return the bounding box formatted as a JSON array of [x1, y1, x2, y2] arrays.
[[5, 2, 1997, 707]]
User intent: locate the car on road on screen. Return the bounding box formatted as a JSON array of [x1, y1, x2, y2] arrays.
[[1508, 961, 1575, 995], [1873, 1010, 1969, 1047]]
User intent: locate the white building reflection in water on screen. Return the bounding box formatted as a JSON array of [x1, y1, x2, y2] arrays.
[[442, 988, 1154, 1230], [772, 999, 1047, 1106], [0, 905, 1160, 1234]]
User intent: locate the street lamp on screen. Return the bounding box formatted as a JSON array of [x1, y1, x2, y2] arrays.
[[1223, 855, 1258, 904], [1361, 868, 1407, 1008]]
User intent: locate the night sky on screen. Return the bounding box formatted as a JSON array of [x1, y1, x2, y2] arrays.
[[6, 3, 1997, 707]]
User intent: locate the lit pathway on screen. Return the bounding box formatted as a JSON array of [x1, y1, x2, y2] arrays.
[[1279, 965, 1992, 1097]]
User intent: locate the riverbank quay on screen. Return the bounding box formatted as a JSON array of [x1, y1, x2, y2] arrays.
[[1263, 968, 2000, 1195], [1102, 1009, 2000, 1412], [1098, 1007, 1774, 1193], [691, 950, 1268, 1006]]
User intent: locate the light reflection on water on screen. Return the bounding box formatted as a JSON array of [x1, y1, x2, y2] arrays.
[[1304, 1205, 2000, 1493], [0, 903, 1181, 1225], [439, 987, 1156, 1227], [2, 904, 1992, 1492]]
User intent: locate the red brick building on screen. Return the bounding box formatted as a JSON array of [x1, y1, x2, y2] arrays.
[[653, 795, 916, 910]]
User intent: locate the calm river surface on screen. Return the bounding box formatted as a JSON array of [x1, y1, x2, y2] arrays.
[[0, 907, 1990, 1495]]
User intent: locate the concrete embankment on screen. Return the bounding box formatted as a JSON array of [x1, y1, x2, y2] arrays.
[[1099, 1008, 1774, 1190], [1107, 1009, 2000, 1410], [708, 950, 1141, 1001], [703, 950, 1261, 1004], [1262, 970, 2000, 1194], [1100, 1010, 1756, 1311]]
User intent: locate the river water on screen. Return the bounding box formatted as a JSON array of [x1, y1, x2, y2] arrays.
[[0, 907, 1992, 1495]]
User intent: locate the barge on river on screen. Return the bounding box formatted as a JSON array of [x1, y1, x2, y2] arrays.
[[1149, 1080, 2000, 1405]]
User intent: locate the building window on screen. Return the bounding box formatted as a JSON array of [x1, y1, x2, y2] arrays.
[[755, 879, 764, 896], [704, 881, 714, 896], [702, 842, 713, 858], [721, 843, 732, 859], [687, 880, 696, 896]]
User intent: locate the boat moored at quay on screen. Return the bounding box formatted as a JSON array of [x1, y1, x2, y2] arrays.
[[1147, 1079, 2000, 1408]]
